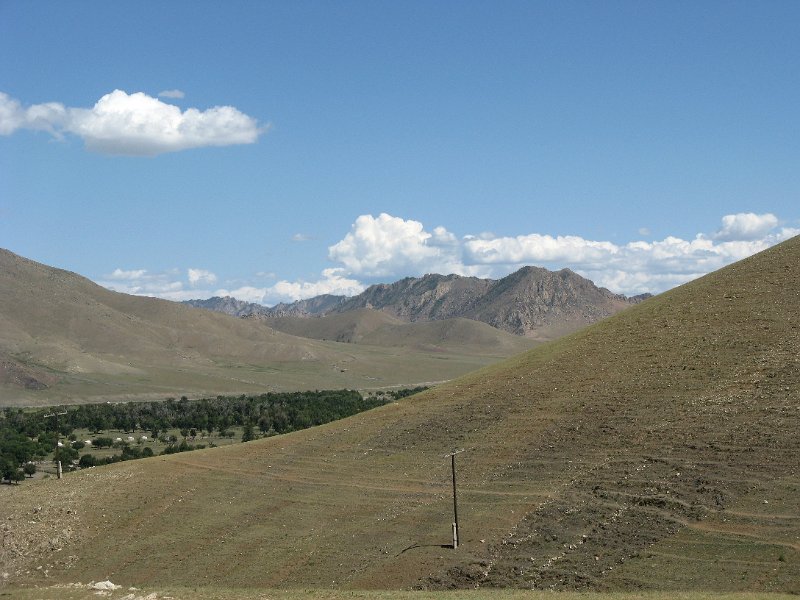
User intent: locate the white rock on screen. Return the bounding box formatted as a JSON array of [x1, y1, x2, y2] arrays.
[[91, 580, 121, 590]]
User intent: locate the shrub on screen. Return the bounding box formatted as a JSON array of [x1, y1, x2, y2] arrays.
[[79, 454, 96, 468]]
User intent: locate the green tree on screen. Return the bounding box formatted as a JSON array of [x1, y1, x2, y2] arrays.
[[79, 454, 96, 468], [0, 457, 16, 482], [257, 415, 271, 434], [23, 462, 37, 478]]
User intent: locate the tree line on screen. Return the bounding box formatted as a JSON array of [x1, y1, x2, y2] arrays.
[[0, 387, 427, 483]]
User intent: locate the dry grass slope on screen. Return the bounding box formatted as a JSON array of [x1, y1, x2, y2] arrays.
[[261, 309, 537, 355], [1, 236, 798, 593]]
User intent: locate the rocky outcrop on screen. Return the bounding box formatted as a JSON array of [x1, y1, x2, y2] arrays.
[[184, 294, 347, 318], [335, 267, 650, 337]]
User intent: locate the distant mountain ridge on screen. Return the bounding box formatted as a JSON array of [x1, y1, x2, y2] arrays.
[[336, 266, 650, 337], [186, 266, 651, 339], [185, 294, 346, 318]]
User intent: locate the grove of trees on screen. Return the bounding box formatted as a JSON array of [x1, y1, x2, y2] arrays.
[[0, 387, 426, 483]]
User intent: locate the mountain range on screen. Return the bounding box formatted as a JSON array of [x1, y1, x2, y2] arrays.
[[186, 266, 650, 340]]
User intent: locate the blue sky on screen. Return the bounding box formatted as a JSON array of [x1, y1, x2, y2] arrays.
[[2, 1, 798, 304]]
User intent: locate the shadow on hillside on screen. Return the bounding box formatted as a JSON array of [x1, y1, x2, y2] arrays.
[[396, 543, 453, 556]]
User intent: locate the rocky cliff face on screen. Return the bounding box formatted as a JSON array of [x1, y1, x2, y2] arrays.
[[184, 294, 347, 318], [335, 267, 649, 336], [184, 296, 262, 317], [264, 294, 348, 317]]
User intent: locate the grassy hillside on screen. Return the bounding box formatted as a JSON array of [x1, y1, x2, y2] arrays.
[[260, 308, 408, 342], [0, 250, 534, 405], [261, 308, 538, 355], [1, 236, 798, 593]]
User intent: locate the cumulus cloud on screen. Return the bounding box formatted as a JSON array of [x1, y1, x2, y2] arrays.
[[328, 213, 471, 277], [98, 268, 190, 300], [158, 89, 185, 99], [107, 268, 148, 280], [324, 212, 798, 296], [0, 92, 66, 135], [0, 90, 264, 155], [464, 234, 619, 270], [188, 268, 217, 286], [98, 267, 221, 301], [216, 268, 365, 305], [714, 212, 779, 241]]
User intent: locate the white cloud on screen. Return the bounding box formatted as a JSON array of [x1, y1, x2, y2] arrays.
[[328, 213, 471, 277], [268, 268, 365, 302], [464, 234, 618, 269], [291, 233, 312, 242], [0, 92, 66, 135], [0, 93, 22, 135], [0, 90, 264, 155], [108, 268, 148, 280], [158, 89, 185, 99], [324, 212, 798, 296], [188, 268, 217, 286], [714, 212, 779, 241], [98, 267, 220, 301], [99, 268, 189, 300], [215, 268, 365, 306]]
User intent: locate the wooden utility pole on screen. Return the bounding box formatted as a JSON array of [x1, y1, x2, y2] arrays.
[[44, 408, 68, 479], [446, 449, 464, 549]]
